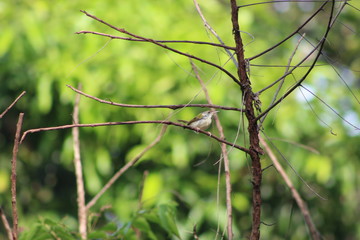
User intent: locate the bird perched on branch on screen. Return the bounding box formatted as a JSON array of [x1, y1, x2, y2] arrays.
[[178, 110, 218, 131]]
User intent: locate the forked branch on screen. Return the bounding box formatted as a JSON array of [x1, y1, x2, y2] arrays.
[[77, 10, 241, 86]]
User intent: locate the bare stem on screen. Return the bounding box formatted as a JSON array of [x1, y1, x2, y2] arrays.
[[255, 0, 336, 122], [75, 30, 235, 50], [0, 208, 13, 240], [0, 91, 26, 119], [259, 136, 321, 240], [78, 10, 241, 86], [66, 85, 244, 112], [72, 85, 87, 240], [191, 60, 233, 239], [21, 121, 250, 154], [86, 126, 168, 210], [11, 113, 24, 240], [248, 1, 328, 61]]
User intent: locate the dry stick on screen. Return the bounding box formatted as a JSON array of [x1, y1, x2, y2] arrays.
[[256, 0, 336, 122], [86, 125, 168, 210], [248, 0, 328, 61], [0, 208, 13, 240], [72, 85, 87, 240], [11, 113, 24, 240], [193, 0, 238, 67], [254, 0, 348, 95], [238, 0, 338, 9], [191, 61, 233, 240], [231, 1, 263, 239], [0, 91, 26, 119], [77, 10, 241, 86], [21, 121, 250, 154], [260, 33, 306, 125], [66, 85, 244, 112], [74, 31, 235, 50], [256, 37, 322, 95], [259, 136, 321, 240]]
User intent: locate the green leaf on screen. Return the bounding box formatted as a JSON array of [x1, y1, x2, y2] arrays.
[[157, 204, 180, 238]]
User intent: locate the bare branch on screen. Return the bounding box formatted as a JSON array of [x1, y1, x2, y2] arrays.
[[0, 91, 26, 119], [78, 10, 241, 86], [256, 0, 337, 122], [21, 120, 250, 153], [238, 0, 340, 9], [11, 113, 24, 240], [86, 126, 168, 210], [260, 33, 306, 124], [191, 60, 234, 239], [248, 1, 328, 61], [0, 208, 13, 240], [72, 85, 87, 240], [75, 30, 236, 50], [193, 0, 238, 67], [255, 36, 321, 95], [66, 85, 244, 112], [259, 136, 321, 240]]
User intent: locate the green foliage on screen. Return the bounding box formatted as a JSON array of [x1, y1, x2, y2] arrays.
[[19, 218, 78, 240], [87, 204, 179, 240], [1, 0, 359, 239]]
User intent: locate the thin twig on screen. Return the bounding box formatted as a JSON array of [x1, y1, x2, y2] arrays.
[[248, 1, 328, 61], [21, 121, 250, 154], [259, 136, 321, 240], [250, 63, 327, 68], [72, 85, 87, 240], [301, 85, 359, 130], [66, 85, 244, 112], [77, 10, 241, 86], [238, 0, 339, 9], [0, 208, 13, 240], [11, 113, 24, 240], [193, 224, 200, 240], [255, 38, 321, 95], [86, 126, 168, 210], [260, 34, 306, 124], [0, 91, 26, 119], [75, 31, 235, 50], [193, 0, 238, 67], [191, 60, 233, 239], [256, 0, 336, 122]]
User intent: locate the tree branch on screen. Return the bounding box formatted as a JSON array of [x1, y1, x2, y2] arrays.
[[0, 91, 26, 119], [256, 0, 336, 122], [191, 60, 234, 239], [20, 120, 250, 154], [248, 1, 328, 61], [66, 85, 244, 112], [72, 85, 87, 240], [0, 208, 13, 240], [86, 126, 168, 210], [77, 10, 241, 86], [75, 30, 236, 50], [259, 136, 321, 240], [11, 113, 24, 240]]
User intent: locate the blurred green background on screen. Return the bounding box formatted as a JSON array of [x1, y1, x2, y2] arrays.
[[1, 0, 359, 239]]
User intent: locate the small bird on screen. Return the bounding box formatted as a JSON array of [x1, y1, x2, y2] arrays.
[[178, 110, 218, 131]]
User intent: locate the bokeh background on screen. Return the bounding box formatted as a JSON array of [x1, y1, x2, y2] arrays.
[[1, 0, 359, 239]]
